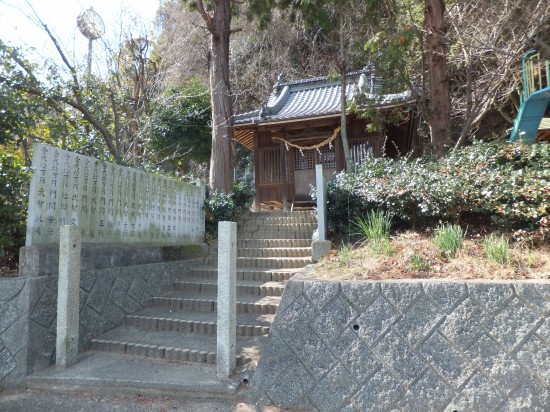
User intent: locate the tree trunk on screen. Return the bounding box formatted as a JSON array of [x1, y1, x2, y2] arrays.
[[205, 0, 234, 193], [339, 9, 352, 172], [340, 72, 352, 171], [424, 0, 451, 156]]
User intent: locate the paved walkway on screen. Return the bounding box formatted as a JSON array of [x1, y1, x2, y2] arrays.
[[0, 389, 292, 411]]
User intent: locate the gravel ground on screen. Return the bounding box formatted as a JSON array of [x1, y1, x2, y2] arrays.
[[0, 389, 286, 412]]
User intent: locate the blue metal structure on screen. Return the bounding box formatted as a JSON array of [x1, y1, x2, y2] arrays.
[[510, 50, 550, 143]]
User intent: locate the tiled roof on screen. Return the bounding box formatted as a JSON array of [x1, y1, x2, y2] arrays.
[[234, 71, 413, 125]]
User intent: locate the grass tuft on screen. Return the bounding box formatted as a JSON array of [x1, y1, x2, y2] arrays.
[[432, 223, 465, 259], [483, 234, 511, 266], [354, 210, 392, 244], [410, 253, 430, 271], [337, 244, 353, 267]]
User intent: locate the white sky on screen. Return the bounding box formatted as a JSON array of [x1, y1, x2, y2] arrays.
[[0, 0, 161, 72]]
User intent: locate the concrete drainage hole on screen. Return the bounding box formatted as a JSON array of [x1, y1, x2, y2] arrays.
[[352, 324, 360, 331]]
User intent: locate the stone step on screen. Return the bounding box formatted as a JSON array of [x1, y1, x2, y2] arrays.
[[90, 326, 265, 366], [124, 307, 273, 337], [238, 231, 313, 240], [238, 247, 311, 258], [173, 278, 285, 296], [189, 267, 297, 282], [152, 291, 282, 314], [239, 215, 317, 225], [242, 211, 314, 218], [206, 256, 311, 269], [237, 239, 312, 248], [238, 223, 317, 232]]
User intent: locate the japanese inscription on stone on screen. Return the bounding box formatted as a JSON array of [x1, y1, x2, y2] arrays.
[[26, 143, 205, 245]]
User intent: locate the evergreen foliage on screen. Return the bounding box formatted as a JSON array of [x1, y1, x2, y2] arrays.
[[0, 148, 29, 268], [204, 182, 255, 242], [324, 141, 550, 238]]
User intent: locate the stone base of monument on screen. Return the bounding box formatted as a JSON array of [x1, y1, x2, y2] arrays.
[[18, 243, 209, 277], [311, 240, 332, 263]]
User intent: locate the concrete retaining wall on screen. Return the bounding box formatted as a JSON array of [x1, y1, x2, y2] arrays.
[[0, 243, 207, 388], [0, 278, 29, 387], [248, 276, 549, 411]]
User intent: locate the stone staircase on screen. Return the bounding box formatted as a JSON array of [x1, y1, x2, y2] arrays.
[[88, 210, 315, 368]]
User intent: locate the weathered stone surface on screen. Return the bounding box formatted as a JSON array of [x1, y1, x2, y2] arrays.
[[515, 283, 550, 316], [423, 281, 466, 314], [355, 296, 400, 346], [108, 277, 131, 308], [21, 258, 202, 379], [419, 332, 476, 390], [351, 368, 406, 411], [56, 225, 81, 367], [26, 143, 205, 246], [438, 297, 489, 349], [311, 295, 356, 344], [341, 281, 380, 312], [372, 331, 425, 388], [30, 287, 57, 328], [309, 364, 359, 411], [500, 378, 550, 411], [1, 315, 28, 357], [265, 360, 315, 409], [276, 279, 303, 312], [393, 294, 443, 347], [0, 300, 20, 334], [291, 326, 336, 377], [80, 271, 97, 292], [334, 328, 380, 385], [311, 239, 332, 263], [303, 280, 339, 311], [404, 370, 454, 412], [270, 295, 317, 340], [0, 347, 17, 381], [381, 282, 422, 311], [128, 274, 148, 303], [536, 319, 549, 343], [248, 332, 296, 400], [217, 221, 237, 378], [445, 372, 504, 412], [486, 297, 542, 350], [0, 279, 25, 302], [466, 333, 526, 394], [515, 336, 550, 387], [249, 279, 550, 411], [28, 320, 55, 358], [469, 283, 513, 314]]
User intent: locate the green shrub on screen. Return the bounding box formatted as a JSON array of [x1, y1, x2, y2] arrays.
[[483, 234, 511, 266], [432, 224, 466, 259], [204, 182, 255, 242], [0, 149, 30, 269], [326, 141, 550, 238]]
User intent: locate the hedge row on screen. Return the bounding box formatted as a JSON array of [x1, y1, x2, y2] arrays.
[[325, 140, 550, 238]]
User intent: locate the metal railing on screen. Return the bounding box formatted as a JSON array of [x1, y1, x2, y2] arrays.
[[521, 50, 550, 104]]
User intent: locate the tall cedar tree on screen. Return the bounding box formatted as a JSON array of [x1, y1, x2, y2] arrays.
[[424, 0, 451, 155], [185, 0, 234, 192]]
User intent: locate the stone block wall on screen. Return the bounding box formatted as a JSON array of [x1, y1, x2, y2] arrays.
[[248, 277, 549, 411], [0, 253, 204, 388], [0, 278, 29, 387], [27, 259, 202, 373]]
